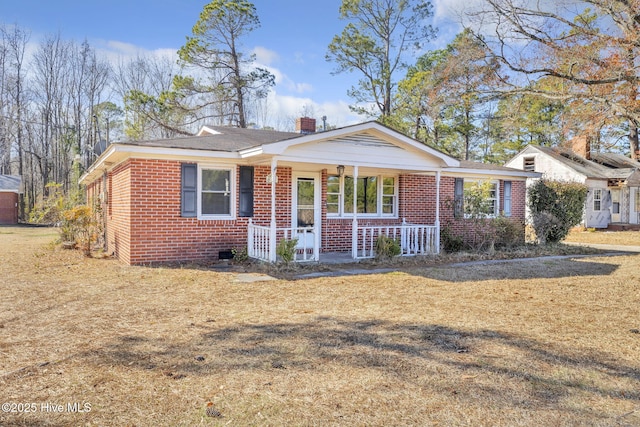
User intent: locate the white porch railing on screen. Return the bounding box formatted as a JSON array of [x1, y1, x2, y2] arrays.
[[247, 219, 319, 263], [247, 220, 271, 262], [354, 221, 439, 259]]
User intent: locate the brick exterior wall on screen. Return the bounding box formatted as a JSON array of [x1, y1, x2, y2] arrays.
[[439, 176, 527, 245], [85, 158, 528, 265], [0, 192, 18, 224]]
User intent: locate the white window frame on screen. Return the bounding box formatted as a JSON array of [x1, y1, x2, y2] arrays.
[[326, 175, 342, 216], [197, 164, 236, 220], [463, 179, 500, 218], [593, 188, 602, 212], [326, 174, 398, 218]]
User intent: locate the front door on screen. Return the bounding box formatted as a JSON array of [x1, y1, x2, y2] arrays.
[[611, 188, 621, 223], [292, 174, 320, 259]]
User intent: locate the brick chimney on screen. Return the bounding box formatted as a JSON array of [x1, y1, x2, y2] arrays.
[[295, 117, 316, 134], [571, 135, 591, 160]]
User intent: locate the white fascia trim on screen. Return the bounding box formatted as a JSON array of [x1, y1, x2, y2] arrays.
[[443, 168, 541, 179], [239, 146, 264, 158], [79, 144, 118, 184], [80, 144, 241, 184], [274, 154, 443, 173], [113, 144, 239, 160], [250, 122, 460, 167]]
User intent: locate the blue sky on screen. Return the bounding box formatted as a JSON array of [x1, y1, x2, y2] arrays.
[[0, 0, 465, 128]]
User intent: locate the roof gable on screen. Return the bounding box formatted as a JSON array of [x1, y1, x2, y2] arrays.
[[507, 145, 640, 181], [242, 121, 460, 168]]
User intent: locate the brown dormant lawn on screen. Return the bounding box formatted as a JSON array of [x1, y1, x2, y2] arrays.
[[1, 226, 639, 426]]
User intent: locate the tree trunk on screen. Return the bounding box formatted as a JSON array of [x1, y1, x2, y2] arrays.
[[630, 120, 639, 160]]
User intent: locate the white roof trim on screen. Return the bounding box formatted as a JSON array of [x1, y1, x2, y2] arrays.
[[443, 167, 540, 179], [196, 125, 222, 136], [239, 122, 460, 167], [274, 155, 443, 172], [80, 143, 240, 184]]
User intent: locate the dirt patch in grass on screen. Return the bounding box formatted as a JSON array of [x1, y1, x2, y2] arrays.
[[1, 226, 639, 426]]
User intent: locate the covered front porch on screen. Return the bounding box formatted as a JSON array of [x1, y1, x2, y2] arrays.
[[237, 122, 456, 263], [247, 219, 440, 263]]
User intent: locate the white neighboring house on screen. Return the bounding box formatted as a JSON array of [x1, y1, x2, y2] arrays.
[[505, 138, 640, 229]]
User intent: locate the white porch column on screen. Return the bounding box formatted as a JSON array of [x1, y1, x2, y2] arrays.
[[351, 165, 359, 259], [269, 158, 278, 262], [435, 170, 441, 254]]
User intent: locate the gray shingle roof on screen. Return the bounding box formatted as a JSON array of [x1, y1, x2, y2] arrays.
[[533, 146, 639, 181], [0, 175, 21, 192], [534, 146, 611, 179], [120, 126, 299, 152], [591, 152, 640, 169]]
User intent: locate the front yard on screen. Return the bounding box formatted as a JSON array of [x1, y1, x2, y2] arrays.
[[1, 226, 639, 426]]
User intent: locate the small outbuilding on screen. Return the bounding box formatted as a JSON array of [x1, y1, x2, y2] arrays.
[[0, 175, 22, 225]]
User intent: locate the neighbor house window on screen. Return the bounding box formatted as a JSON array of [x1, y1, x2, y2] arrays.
[[593, 189, 602, 211], [200, 167, 234, 217], [327, 174, 397, 217]]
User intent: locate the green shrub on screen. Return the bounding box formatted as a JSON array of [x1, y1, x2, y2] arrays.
[[276, 238, 298, 264], [492, 216, 525, 249], [528, 179, 587, 244], [60, 205, 99, 256], [232, 247, 249, 263], [374, 234, 401, 259]]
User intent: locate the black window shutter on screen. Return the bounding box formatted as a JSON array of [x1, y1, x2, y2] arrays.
[[239, 166, 254, 217], [181, 163, 197, 217], [454, 178, 464, 218]]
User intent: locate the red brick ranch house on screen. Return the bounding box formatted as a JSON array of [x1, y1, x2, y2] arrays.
[[80, 120, 535, 265]]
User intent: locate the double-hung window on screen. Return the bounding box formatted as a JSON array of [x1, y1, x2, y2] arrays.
[[326, 175, 341, 214], [182, 164, 241, 219], [200, 166, 234, 218], [593, 189, 602, 211], [455, 178, 499, 218], [327, 174, 397, 217]]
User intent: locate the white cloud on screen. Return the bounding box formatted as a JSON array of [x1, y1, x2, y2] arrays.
[[254, 91, 362, 130], [253, 46, 279, 66], [252, 57, 314, 95], [432, 0, 481, 24], [97, 39, 178, 63]]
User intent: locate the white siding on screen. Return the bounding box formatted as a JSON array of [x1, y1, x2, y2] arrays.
[[506, 151, 588, 183], [585, 181, 610, 228], [281, 133, 446, 170]]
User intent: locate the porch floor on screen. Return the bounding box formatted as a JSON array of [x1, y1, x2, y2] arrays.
[[317, 251, 359, 264]]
